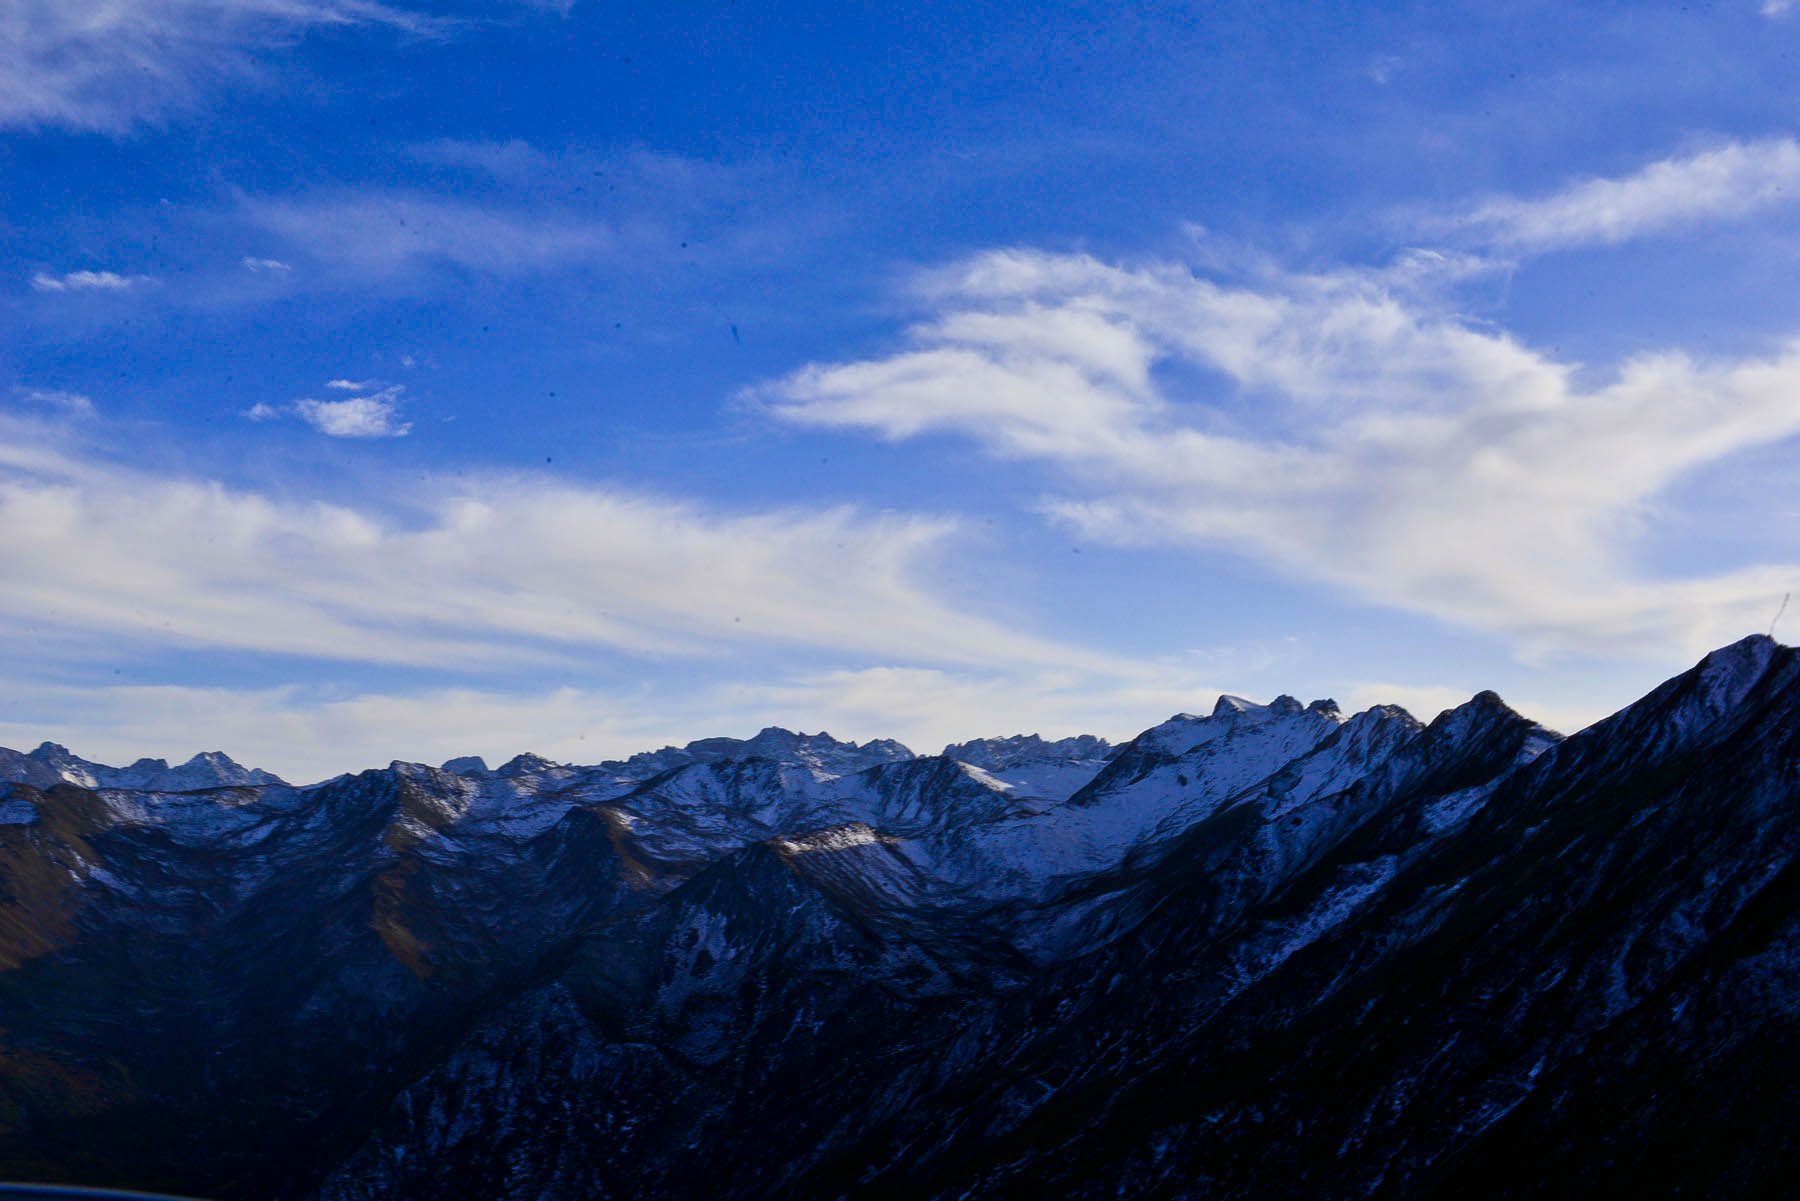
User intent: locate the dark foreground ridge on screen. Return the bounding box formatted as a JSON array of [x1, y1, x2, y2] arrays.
[[1, 637, 1798, 1199]]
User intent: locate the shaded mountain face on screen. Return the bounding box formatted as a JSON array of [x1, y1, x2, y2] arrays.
[[1, 639, 1798, 1199]]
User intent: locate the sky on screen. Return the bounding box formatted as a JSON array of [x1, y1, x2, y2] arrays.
[[4, 0, 1800, 783]]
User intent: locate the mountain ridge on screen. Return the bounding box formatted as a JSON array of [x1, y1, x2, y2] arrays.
[[0, 635, 1795, 1200]]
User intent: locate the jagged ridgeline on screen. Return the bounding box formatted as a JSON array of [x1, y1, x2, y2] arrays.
[[2, 637, 1799, 1199]]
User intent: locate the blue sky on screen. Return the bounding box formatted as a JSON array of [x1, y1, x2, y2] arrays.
[[5, 0, 1800, 782]]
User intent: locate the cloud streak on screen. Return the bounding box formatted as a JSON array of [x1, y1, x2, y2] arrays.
[[0, 415, 1121, 680], [235, 147, 804, 287], [244, 191, 623, 278], [763, 247, 1800, 661], [1447, 139, 1800, 252], [31, 269, 153, 292], [13, 388, 96, 417]]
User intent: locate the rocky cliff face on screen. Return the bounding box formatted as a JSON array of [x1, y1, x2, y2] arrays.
[[2, 638, 1798, 1199]]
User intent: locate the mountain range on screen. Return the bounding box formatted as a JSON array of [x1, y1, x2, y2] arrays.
[[2, 635, 1798, 1198]]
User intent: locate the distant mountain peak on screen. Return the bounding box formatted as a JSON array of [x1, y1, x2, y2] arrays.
[[497, 752, 559, 777], [678, 726, 915, 780], [9, 743, 282, 791]]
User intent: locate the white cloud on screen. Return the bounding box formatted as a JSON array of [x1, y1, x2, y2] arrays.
[[241, 256, 290, 272], [763, 247, 1800, 662], [1448, 139, 1800, 252], [0, 0, 448, 133], [31, 269, 151, 292], [242, 385, 408, 435], [294, 388, 410, 437], [1764, 0, 1796, 16], [326, 378, 378, 390], [0, 415, 1122, 683]]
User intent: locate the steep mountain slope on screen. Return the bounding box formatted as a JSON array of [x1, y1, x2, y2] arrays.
[[1, 639, 1797, 1200]]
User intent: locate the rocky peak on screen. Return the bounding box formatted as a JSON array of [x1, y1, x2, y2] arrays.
[[440, 756, 490, 777], [496, 753, 558, 778]]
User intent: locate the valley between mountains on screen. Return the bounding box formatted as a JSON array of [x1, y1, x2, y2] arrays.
[[3, 636, 1799, 1198]]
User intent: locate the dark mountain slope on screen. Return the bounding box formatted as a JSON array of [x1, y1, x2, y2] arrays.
[[881, 636, 1800, 1200]]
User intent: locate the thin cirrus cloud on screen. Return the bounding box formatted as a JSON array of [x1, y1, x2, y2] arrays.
[[238, 146, 793, 284], [13, 388, 96, 417], [1444, 138, 1800, 253], [0, 0, 449, 133], [243, 191, 621, 278], [0, 415, 1121, 682], [760, 239, 1800, 663], [31, 269, 152, 292]]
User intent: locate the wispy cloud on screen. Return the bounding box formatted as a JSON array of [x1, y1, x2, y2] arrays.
[[762, 247, 1800, 662], [12, 388, 96, 417], [244, 191, 621, 278], [0, 0, 453, 133], [1446, 138, 1800, 252], [0, 415, 1122, 682], [238, 147, 794, 284], [31, 269, 153, 292], [240, 256, 290, 273]]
